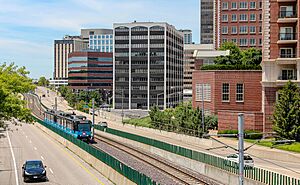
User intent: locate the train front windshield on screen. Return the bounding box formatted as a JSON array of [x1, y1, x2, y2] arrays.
[[78, 124, 90, 132]]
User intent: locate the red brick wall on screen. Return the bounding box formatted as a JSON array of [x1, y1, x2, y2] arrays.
[[218, 110, 263, 131], [193, 70, 262, 114], [215, 0, 262, 49], [263, 87, 278, 132]]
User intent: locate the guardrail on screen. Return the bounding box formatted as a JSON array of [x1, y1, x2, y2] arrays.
[[95, 126, 300, 185], [32, 116, 158, 185]]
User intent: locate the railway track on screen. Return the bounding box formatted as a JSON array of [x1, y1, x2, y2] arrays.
[[93, 133, 214, 185], [25, 93, 221, 185]]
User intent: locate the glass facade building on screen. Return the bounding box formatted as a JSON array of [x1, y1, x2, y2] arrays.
[[113, 22, 184, 110]]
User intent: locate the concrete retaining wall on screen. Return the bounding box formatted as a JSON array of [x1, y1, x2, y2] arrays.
[[96, 130, 264, 185], [35, 123, 135, 185]]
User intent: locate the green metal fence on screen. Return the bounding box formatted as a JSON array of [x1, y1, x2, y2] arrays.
[[32, 116, 157, 185], [95, 125, 300, 185]]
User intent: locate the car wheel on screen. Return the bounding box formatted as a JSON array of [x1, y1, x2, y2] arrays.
[[23, 178, 27, 183]]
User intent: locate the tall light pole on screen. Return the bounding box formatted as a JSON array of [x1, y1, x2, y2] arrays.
[[156, 93, 164, 108], [92, 98, 95, 140], [238, 113, 245, 185], [201, 83, 205, 132], [121, 89, 124, 124]]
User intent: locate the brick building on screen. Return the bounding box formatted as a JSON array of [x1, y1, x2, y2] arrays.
[[192, 70, 263, 131], [68, 51, 113, 91], [261, 0, 300, 132], [214, 0, 263, 49]]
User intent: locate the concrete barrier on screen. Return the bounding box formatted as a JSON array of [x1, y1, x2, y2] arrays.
[[35, 123, 135, 185], [95, 130, 264, 185]]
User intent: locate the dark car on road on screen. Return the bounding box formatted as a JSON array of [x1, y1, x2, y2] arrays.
[[22, 160, 47, 182]]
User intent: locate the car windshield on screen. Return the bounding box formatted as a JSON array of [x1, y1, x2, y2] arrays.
[[244, 156, 253, 160], [78, 124, 90, 131], [26, 161, 43, 169]]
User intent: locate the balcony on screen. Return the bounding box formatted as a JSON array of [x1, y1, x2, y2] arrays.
[[277, 33, 297, 44], [278, 11, 297, 23], [278, 75, 297, 80], [279, 53, 296, 58], [277, 0, 297, 2]]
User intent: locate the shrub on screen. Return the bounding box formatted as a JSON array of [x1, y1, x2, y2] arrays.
[[218, 130, 263, 139]]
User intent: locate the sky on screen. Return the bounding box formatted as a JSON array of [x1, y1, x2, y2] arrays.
[[0, 0, 199, 79]]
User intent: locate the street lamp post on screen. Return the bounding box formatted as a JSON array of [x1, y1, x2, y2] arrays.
[[156, 93, 164, 108], [92, 98, 95, 140]]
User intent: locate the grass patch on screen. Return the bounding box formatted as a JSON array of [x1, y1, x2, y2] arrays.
[[123, 116, 152, 127], [245, 139, 300, 153]]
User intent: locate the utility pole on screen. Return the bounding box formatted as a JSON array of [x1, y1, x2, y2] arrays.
[[121, 90, 124, 124], [238, 113, 244, 185], [92, 98, 95, 140], [201, 83, 205, 133]]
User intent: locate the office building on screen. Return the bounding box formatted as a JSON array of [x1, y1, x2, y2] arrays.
[[113, 22, 184, 110], [214, 0, 263, 49], [53, 35, 87, 81], [199, 0, 214, 44], [179, 29, 193, 44], [68, 51, 113, 91], [81, 29, 113, 52], [261, 0, 300, 132]]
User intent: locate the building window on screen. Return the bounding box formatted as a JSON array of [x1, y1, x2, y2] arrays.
[[239, 2, 248, 9], [250, 2, 256, 9], [222, 26, 228, 34], [222, 14, 228, 22], [259, 1, 262, 9], [222, 2, 228, 10], [222, 38, 228, 43], [250, 14, 256, 21], [231, 2, 237, 9], [281, 69, 295, 80], [250, 38, 256, 46], [231, 26, 237, 34], [240, 38, 248, 46], [236, 83, 244, 102], [280, 48, 294, 58], [259, 26, 262, 33], [231, 14, 237, 22], [222, 83, 230, 102], [240, 14, 248, 21], [196, 84, 211, 101], [259, 14, 262, 21], [231, 38, 237, 43], [259, 38, 262, 45], [239, 26, 248, 34], [249, 26, 256, 33]]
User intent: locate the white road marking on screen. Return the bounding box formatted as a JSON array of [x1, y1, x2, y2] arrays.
[[49, 168, 54, 174], [41, 156, 45, 160], [7, 131, 19, 185], [34, 147, 37, 150]]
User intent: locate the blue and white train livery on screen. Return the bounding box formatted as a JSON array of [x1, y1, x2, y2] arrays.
[[44, 110, 92, 141]]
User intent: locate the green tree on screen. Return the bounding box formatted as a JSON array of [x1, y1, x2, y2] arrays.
[[214, 42, 242, 65], [0, 63, 35, 127], [37, 76, 49, 86], [241, 48, 262, 66], [273, 81, 300, 141]]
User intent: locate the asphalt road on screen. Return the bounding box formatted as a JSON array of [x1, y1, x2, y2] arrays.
[[0, 122, 113, 185]]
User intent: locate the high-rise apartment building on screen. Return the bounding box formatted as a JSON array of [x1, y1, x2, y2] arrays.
[[179, 29, 193, 44], [81, 29, 113, 52], [262, 0, 300, 132], [113, 22, 184, 110], [214, 0, 263, 49], [54, 35, 87, 81], [199, 0, 214, 44], [68, 51, 113, 91]]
